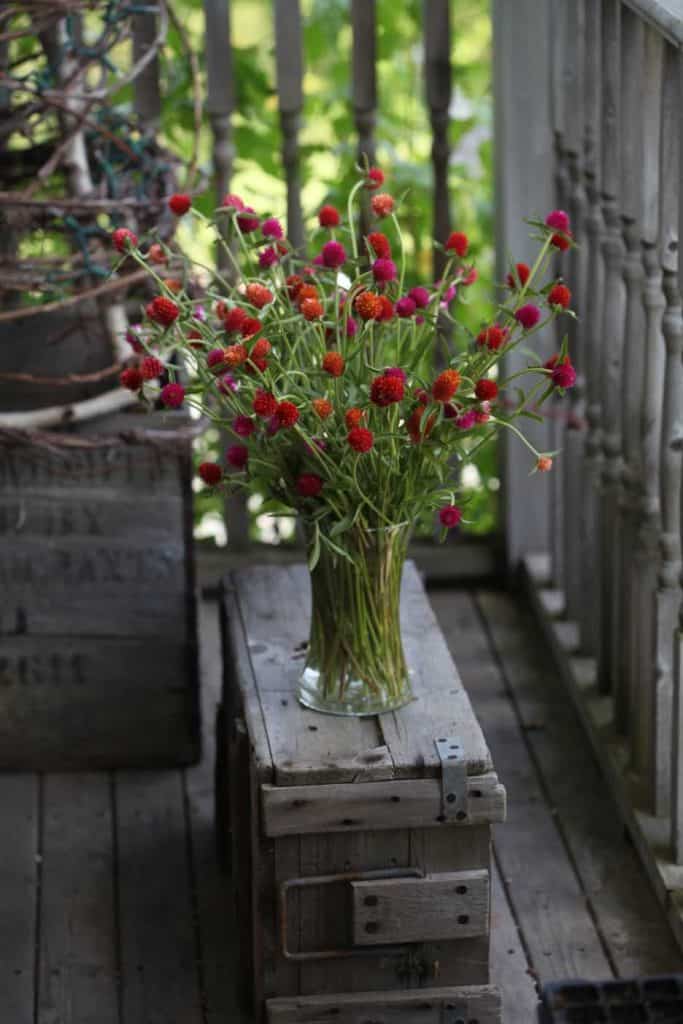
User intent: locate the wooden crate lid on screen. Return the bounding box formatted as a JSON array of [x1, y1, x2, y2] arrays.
[[222, 562, 494, 786]]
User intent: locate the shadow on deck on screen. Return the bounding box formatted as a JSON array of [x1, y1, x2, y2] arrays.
[[2, 583, 679, 1024]]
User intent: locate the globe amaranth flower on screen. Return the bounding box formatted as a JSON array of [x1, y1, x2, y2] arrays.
[[318, 204, 340, 228], [218, 373, 239, 395], [506, 262, 530, 289], [545, 209, 570, 234], [258, 247, 279, 269], [371, 373, 405, 406], [396, 296, 417, 318], [120, 367, 143, 391], [112, 227, 137, 252], [250, 337, 271, 361], [296, 283, 318, 306], [223, 343, 248, 367], [409, 286, 430, 309], [345, 316, 358, 337], [345, 408, 364, 429], [233, 414, 256, 437], [548, 283, 571, 309], [240, 316, 263, 339], [366, 166, 384, 190], [475, 379, 498, 401], [321, 240, 346, 268], [461, 266, 478, 286], [261, 217, 283, 239], [322, 351, 345, 377], [515, 303, 541, 330], [384, 366, 407, 383], [354, 290, 382, 320], [439, 505, 463, 528], [276, 400, 300, 428], [476, 323, 509, 350], [407, 406, 436, 443], [222, 306, 247, 333], [126, 324, 144, 352], [207, 348, 226, 373], [537, 455, 553, 472], [375, 295, 395, 321], [286, 274, 304, 299], [148, 243, 166, 265], [253, 389, 278, 418], [245, 283, 273, 309], [312, 398, 333, 419], [551, 231, 573, 251], [140, 356, 164, 380], [372, 258, 397, 283], [347, 426, 374, 452], [146, 296, 179, 326], [545, 354, 577, 389], [371, 193, 394, 218], [368, 232, 392, 259], [297, 473, 323, 497], [221, 192, 245, 211], [301, 297, 324, 321], [169, 193, 191, 216], [236, 206, 260, 232], [198, 461, 222, 485], [455, 409, 477, 430], [226, 444, 249, 469], [160, 383, 185, 408], [432, 369, 461, 403], [445, 231, 468, 258]]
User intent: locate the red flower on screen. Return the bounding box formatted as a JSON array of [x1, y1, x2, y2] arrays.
[[322, 351, 345, 377], [371, 193, 394, 218], [445, 231, 468, 258], [169, 193, 191, 216], [321, 240, 346, 268], [261, 217, 283, 239], [366, 167, 384, 190], [515, 303, 541, 329], [476, 324, 508, 350], [439, 505, 462, 528], [147, 296, 179, 326], [548, 283, 571, 309], [297, 473, 323, 497], [374, 295, 394, 321], [370, 374, 404, 406], [259, 247, 279, 269], [474, 379, 498, 401], [368, 232, 392, 259], [301, 297, 324, 321], [432, 369, 461, 403], [112, 227, 137, 252], [345, 408, 364, 429], [223, 344, 248, 367], [140, 356, 164, 380], [207, 348, 226, 373], [506, 262, 530, 288], [236, 206, 259, 232], [550, 231, 573, 251], [233, 415, 256, 437], [198, 461, 222, 485], [120, 367, 142, 391], [222, 306, 247, 333], [148, 243, 167, 265], [221, 193, 245, 211], [545, 354, 576, 389], [312, 398, 333, 419], [407, 406, 436, 443], [250, 337, 271, 360], [245, 283, 273, 309], [545, 209, 570, 233], [347, 426, 374, 452], [160, 383, 185, 408], [276, 401, 300, 428], [537, 456, 553, 472], [286, 274, 304, 299], [253, 389, 278, 418], [462, 266, 478, 286], [239, 316, 262, 340], [318, 204, 340, 227], [226, 444, 249, 469], [354, 290, 382, 320]]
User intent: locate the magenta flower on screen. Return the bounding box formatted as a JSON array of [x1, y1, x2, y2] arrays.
[[126, 323, 143, 352], [258, 246, 279, 269], [321, 240, 347, 268], [384, 366, 407, 383], [545, 209, 570, 233], [237, 206, 259, 233], [515, 303, 541, 329], [261, 217, 283, 239], [160, 383, 185, 408], [207, 348, 225, 372], [551, 360, 577, 389], [346, 316, 358, 337], [266, 415, 281, 436], [233, 414, 256, 437], [439, 505, 463, 528], [218, 373, 239, 395], [455, 410, 477, 430], [396, 296, 417, 318], [372, 258, 397, 283], [221, 192, 245, 211], [409, 286, 430, 309], [226, 444, 249, 469]]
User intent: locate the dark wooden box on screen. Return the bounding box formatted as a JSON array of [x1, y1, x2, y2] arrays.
[[0, 408, 200, 768], [217, 563, 506, 1023]]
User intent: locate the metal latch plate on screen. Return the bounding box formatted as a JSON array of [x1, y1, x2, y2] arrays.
[[435, 736, 468, 821]]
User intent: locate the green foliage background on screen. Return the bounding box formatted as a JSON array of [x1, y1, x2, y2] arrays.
[[159, 0, 496, 544]]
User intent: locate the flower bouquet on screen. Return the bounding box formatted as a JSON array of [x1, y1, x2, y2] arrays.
[[112, 169, 575, 716]]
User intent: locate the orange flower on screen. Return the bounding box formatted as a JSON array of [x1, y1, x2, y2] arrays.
[[301, 297, 324, 321], [322, 351, 345, 377], [245, 283, 273, 309], [354, 290, 382, 321], [432, 369, 461, 403], [312, 398, 333, 419], [223, 343, 248, 367], [371, 193, 394, 218], [345, 407, 364, 429]]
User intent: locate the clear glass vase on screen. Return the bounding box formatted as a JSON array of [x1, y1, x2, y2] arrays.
[[298, 522, 413, 716]]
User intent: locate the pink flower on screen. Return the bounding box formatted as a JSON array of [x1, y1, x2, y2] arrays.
[[372, 258, 397, 283], [345, 316, 358, 337], [436, 280, 456, 306], [321, 240, 346, 268], [439, 505, 463, 528], [226, 444, 249, 469], [261, 217, 283, 239], [396, 296, 417, 318], [409, 286, 430, 309], [258, 246, 279, 269], [455, 409, 477, 430], [207, 348, 225, 373], [193, 305, 207, 322], [515, 303, 541, 329], [218, 373, 239, 394], [221, 193, 245, 211], [384, 366, 407, 383], [545, 209, 570, 233], [160, 383, 185, 408], [237, 206, 259, 233], [233, 414, 256, 437]]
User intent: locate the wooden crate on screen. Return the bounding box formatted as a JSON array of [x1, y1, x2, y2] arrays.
[[217, 563, 506, 1024], [0, 407, 200, 768]]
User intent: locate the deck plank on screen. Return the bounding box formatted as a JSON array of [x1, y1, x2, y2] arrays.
[[38, 774, 119, 1024], [490, 859, 539, 1024], [115, 770, 203, 1024], [430, 589, 613, 981], [475, 589, 681, 976], [0, 775, 38, 1024]]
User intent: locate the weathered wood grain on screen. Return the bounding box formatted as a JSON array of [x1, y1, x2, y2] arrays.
[[424, 0, 451, 278], [132, 10, 161, 131], [275, 0, 304, 251], [0, 775, 38, 1024], [261, 774, 505, 837], [37, 774, 118, 1024], [490, 859, 538, 1024], [266, 985, 502, 1024]]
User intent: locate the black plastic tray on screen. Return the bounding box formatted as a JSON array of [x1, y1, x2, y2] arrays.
[[538, 975, 683, 1023]]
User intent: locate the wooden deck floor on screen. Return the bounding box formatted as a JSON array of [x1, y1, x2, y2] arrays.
[[2, 586, 680, 1024]]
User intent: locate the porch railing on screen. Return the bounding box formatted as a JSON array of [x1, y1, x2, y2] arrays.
[[497, 0, 683, 938]]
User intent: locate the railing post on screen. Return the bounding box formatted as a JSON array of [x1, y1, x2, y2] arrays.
[[424, 0, 452, 282], [132, 10, 162, 134], [275, 0, 305, 253], [351, 0, 377, 240], [204, 0, 235, 272]]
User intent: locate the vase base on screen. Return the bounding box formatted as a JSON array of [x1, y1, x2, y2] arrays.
[[297, 671, 414, 717]]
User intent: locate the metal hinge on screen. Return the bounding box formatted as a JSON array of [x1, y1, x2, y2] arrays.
[[435, 736, 468, 822], [442, 1002, 468, 1024]]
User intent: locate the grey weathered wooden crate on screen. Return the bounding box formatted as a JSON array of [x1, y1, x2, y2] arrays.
[[0, 406, 200, 769], [217, 562, 506, 1024]]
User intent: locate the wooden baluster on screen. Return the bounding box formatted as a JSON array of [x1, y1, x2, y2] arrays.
[[132, 11, 162, 134], [630, 27, 666, 811], [579, 0, 604, 657], [204, 0, 235, 274], [351, 0, 377, 240], [424, 0, 451, 282], [616, 9, 646, 737], [597, 0, 626, 697], [275, 0, 304, 253], [669, 43, 683, 862], [562, 0, 587, 626]]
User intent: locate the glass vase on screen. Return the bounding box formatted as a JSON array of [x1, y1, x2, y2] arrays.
[[298, 522, 413, 716]]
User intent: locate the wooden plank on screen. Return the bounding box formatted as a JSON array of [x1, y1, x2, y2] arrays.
[[267, 984, 502, 1024], [132, 11, 161, 132], [0, 775, 38, 1024], [115, 771, 203, 1024], [37, 774, 118, 1024], [351, 0, 377, 167], [352, 870, 489, 945], [430, 589, 613, 980], [424, 0, 451, 277], [261, 775, 506, 837], [274, 0, 304, 251], [474, 588, 682, 975], [490, 859, 538, 1024]]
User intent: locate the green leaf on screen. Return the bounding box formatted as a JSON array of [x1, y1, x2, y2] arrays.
[[307, 523, 321, 572]]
